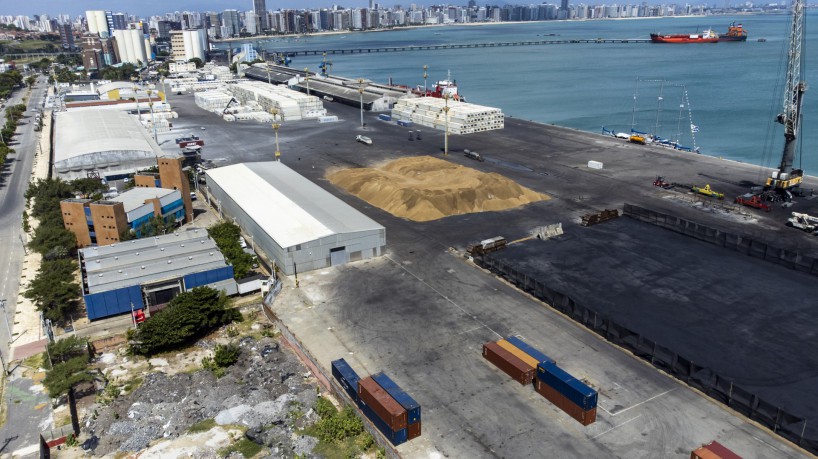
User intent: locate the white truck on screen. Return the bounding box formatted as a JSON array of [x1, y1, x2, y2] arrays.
[[786, 212, 818, 233]]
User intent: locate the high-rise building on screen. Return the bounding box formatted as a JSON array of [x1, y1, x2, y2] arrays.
[[253, 0, 268, 32], [79, 35, 117, 70], [170, 29, 207, 62], [58, 23, 75, 49], [245, 11, 258, 35], [110, 13, 127, 31], [222, 9, 240, 37], [561, 0, 570, 12], [157, 20, 181, 39]]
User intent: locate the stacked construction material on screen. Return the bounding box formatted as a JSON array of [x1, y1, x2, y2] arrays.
[[483, 336, 597, 426], [330, 359, 422, 447], [391, 97, 504, 134], [228, 81, 325, 121], [536, 362, 597, 426], [194, 90, 233, 113]]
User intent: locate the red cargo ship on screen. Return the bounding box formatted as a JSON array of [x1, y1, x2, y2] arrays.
[[650, 29, 719, 43]]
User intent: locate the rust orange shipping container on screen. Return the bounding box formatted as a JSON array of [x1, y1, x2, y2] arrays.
[[482, 341, 535, 385], [534, 379, 597, 426], [358, 376, 408, 431]]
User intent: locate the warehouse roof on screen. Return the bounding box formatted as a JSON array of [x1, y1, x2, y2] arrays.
[[205, 162, 384, 248], [104, 187, 177, 213], [292, 79, 384, 105], [54, 110, 162, 166], [80, 230, 230, 294], [244, 65, 300, 84]]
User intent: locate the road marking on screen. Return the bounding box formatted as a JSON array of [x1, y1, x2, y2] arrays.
[[592, 414, 643, 439], [386, 255, 502, 339], [605, 388, 676, 417]]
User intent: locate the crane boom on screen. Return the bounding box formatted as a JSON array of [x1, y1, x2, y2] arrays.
[[767, 0, 808, 192]]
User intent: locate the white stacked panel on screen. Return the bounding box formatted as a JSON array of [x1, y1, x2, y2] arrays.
[[228, 81, 325, 120], [195, 90, 234, 113], [391, 97, 504, 134]]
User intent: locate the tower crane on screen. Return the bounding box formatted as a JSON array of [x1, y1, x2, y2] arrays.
[[765, 0, 807, 197]]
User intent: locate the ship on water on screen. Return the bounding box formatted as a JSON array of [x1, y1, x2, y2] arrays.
[[718, 22, 748, 42], [650, 29, 719, 43]]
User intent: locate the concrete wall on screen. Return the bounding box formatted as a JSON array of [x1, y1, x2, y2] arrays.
[[61, 200, 93, 248], [89, 201, 129, 245]]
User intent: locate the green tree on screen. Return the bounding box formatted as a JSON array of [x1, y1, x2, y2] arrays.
[[207, 222, 255, 279], [42, 336, 92, 437], [29, 222, 78, 259], [130, 287, 241, 355], [24, 258, 81, 322], [25, 75, 37, 88], [70, 177, 104, 198], [188, 57, 204, 69]]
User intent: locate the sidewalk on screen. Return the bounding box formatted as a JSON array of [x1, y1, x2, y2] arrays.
[[9, 100, 52, 362]]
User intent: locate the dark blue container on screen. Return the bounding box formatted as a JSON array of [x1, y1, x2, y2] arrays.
[[378, 114, 392, 121], [331, 359, 360, 404], [506, 336, 556, 366], [372, 372, 421, 425], [536, 362, 598, 410], [361, 402, 408, 446]]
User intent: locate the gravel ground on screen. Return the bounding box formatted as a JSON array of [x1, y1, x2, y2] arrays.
[[83, 335, 322, 457]]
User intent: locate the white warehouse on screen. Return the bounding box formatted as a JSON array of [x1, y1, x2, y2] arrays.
[[205, 162, 386, 276]]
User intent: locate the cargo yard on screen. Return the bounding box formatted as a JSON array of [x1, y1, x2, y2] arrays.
[[166, 91, 818, 458]]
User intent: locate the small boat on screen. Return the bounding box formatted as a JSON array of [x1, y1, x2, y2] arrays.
[[719, 22, 747, 42], [650, 29, 719, 43]]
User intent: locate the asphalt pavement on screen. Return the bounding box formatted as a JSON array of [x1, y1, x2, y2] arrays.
[[0, 77, 53, 458]]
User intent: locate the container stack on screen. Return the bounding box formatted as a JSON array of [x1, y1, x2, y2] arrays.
[[535, 362, 597, 426], [330, 359, 422, 447], [482, 336, 598, 426], [390, 97, 504, 134], [690, 440, 743, 459]]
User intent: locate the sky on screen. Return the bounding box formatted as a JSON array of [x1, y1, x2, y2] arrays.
[[5, 1, 380, 18]]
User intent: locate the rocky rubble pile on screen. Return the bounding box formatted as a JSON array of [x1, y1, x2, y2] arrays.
[[85, 336, 321, 457]]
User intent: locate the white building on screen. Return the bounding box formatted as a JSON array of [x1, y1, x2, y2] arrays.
[[113, 28, 149, 65], [170, 29, 207, 62], [85, 10, 109, 36], [205, 162, 386, 275]]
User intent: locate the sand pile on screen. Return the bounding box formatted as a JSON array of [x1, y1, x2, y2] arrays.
[[328, 156, 549, 222]]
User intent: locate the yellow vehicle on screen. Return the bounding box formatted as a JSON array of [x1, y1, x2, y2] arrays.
[[692, 184, 724, 199], [629, 134, 646, 145]]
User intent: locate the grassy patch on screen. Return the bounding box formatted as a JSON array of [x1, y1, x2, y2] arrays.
[[21, 352, 45, 370], [217, 438, 263, 458], [300, 397, 377, 459], [121, 377, 143, 395], [187, 418, 217, 433]]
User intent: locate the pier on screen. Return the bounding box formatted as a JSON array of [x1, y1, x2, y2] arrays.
[[278, 39, 651, 56]]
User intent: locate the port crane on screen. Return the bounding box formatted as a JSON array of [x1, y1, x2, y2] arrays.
[[765, 0, 807, 197]]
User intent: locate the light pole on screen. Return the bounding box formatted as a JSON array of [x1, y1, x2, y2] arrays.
[[271, 108, 281, 161], [356, 78, 368, 128], [423, 65, 428, 95], [443, 94, 450, 156], [146, 88, 157, 143], [304, 68, 310, 96]]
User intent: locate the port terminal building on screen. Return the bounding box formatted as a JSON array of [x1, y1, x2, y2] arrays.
[[79, 230, 237, 320], [54, 109, 162, 181], [204, 162, 386, 276]]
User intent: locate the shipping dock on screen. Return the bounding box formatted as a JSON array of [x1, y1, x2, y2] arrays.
[[172, 91, 816, 458]]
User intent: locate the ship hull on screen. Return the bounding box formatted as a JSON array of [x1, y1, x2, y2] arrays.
[[718, 35, 748, 42], [650, 34, 719, 43]]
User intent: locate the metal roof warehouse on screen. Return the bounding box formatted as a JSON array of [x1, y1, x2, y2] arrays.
[[205, 162, 385, 276], [79, 229, 237, 320]]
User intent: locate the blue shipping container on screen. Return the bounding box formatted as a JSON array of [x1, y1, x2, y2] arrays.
[[536, 362, 598, 410], [397, 119, 413, 127], [331, 359, 360, 403], [372, 372, 421, 425], [506, 336, 556, 366], [361, 402, 408, 446], [378, 114, 392, 121]]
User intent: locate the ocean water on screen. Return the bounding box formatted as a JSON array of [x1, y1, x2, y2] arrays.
[[216, 13, 818, 175]]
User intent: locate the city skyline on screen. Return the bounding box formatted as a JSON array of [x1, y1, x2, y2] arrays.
[[3, 1, 380, 18]]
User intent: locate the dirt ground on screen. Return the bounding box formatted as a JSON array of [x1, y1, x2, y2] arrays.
[[328, 156, 548, 222]]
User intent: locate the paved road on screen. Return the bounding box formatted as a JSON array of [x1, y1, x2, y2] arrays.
[[0, 77, 51, 458]]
